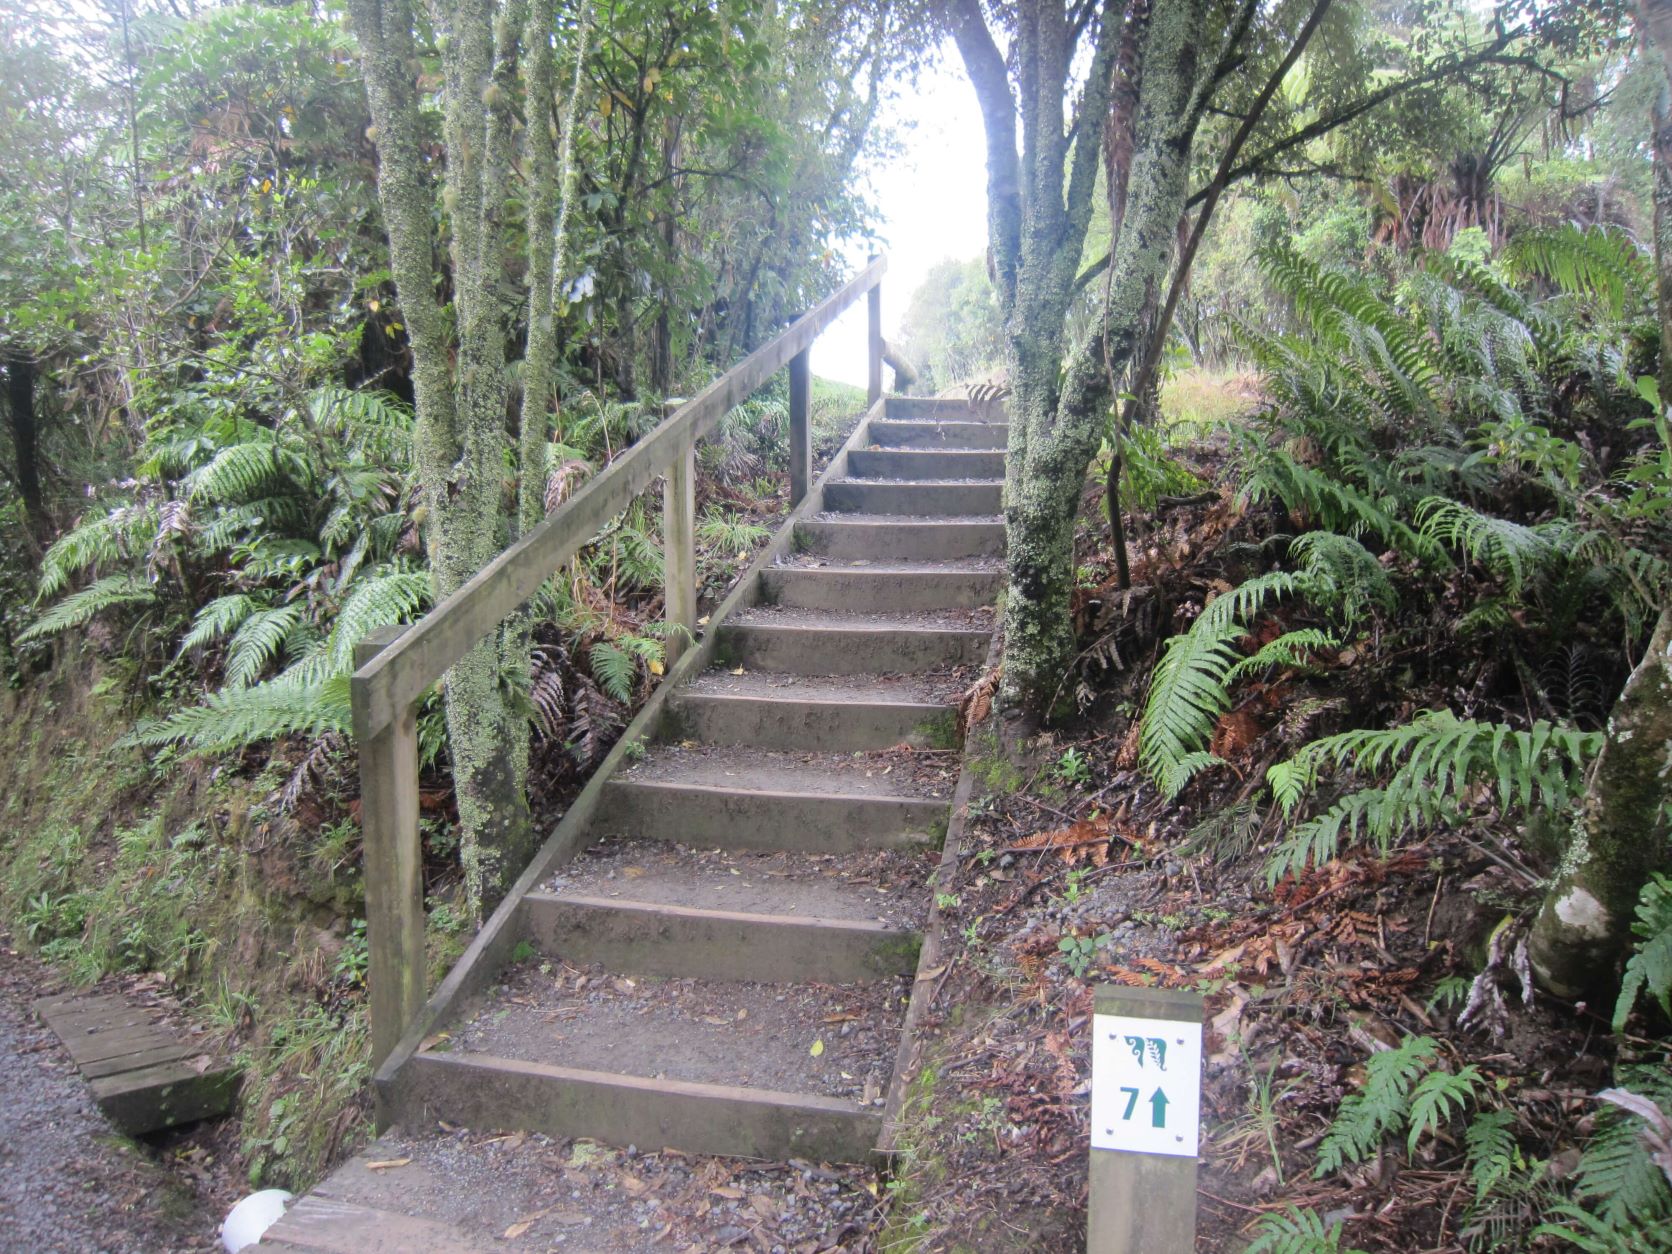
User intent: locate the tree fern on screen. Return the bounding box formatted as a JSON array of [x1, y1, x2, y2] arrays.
[[19, 575, 156, 640]]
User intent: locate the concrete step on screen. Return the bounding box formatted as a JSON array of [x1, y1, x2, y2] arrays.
[[397, 1051, 882, 1163], [392, 964, 908, 1160], [519, 894, 920, 983], [760, 563, 1003, 613], [883, 396, 1006, 421], [717, 606, 992, 675], [794, 514, 1004, 561], [847, 448, 1004, 480], [824, 479, 1002, 516], [667, 669, 961, 750], [868, 418, 1009, 450], [596, 746, 954, 852]]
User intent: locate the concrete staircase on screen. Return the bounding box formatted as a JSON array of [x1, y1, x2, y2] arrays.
[[257, 397, 1005, 1250]]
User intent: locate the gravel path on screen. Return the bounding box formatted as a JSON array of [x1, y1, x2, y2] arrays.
[[0, 941, 223, 1254]]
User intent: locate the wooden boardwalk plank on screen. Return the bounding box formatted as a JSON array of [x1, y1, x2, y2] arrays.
[[35, 994, 238, 1135], [260, 1196, 488, 1253]]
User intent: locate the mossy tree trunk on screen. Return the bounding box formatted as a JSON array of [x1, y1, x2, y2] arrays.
[[1528, 0, 1672, 997], [953, 0, 1211, 724], [350, 0, 572, 914], [1528, 609, 1672, 997]]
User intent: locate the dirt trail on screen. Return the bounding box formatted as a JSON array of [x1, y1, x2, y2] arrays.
[[0, 941, 225, 1254]]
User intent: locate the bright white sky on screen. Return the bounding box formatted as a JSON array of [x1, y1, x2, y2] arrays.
[[816, 40, 991, 389]]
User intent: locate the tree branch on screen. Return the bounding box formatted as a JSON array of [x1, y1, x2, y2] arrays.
[[951, 0, 1023, 306]]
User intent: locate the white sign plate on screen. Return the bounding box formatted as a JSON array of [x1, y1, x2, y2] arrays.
[[1090, 1012, 1202, 1157]]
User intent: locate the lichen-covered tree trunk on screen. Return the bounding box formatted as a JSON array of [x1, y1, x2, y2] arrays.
[[350, 0, 534, 913], [1528, 609, 1672, 997], [964, 0, 1211, 720]]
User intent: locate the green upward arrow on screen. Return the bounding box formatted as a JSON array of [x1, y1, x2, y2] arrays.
[[1148, 1087, 1169, 1128]]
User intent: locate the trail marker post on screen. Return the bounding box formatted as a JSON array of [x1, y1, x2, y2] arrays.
[[1088, 984, 1204, 1252]]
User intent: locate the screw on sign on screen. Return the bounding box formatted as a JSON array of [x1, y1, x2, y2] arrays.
[[1089, 1014, 1202, 1157]]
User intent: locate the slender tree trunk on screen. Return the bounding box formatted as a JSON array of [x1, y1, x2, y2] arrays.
[[993, 0, 1211, 720], [350, 0, 534, 914], [1528, 609, 1672, 997], [2, 354, 46, 537]]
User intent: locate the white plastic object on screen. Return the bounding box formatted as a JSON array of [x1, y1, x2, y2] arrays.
[[220, 1188, 294, 1252]]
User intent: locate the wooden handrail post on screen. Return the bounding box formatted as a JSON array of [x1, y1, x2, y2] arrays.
[[867, 264, 883, 406], [663, 435, 696, 665], [788, 346, 812, 506], [353, 625, 427, 1068]]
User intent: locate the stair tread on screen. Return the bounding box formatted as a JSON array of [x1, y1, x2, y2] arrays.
[[836, 476, 1003, 488], [540, 840, 931, 930], [772, 554, 1002, 572], [614, 743, 957, 801], [726, 604, 994, 632], [443, 961, 907, 1106], [681, 667, 963, 706], [809, 509, 1002, 524]]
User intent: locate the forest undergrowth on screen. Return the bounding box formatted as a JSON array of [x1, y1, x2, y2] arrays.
[[884, 227, 1672, 1253]]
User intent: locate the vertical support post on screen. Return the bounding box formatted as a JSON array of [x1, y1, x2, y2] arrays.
[[1088, 984, 1203, 1252], [867, 270, 883, 406], [353, 625, 426, 1070], [788, 346, 812, 507], [663, 435, 696, 666]]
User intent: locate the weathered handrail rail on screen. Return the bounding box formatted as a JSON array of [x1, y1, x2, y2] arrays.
[[352, 255, 887, 1064]]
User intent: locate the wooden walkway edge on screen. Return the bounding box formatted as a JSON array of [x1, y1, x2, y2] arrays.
[[34, 991, 239, 1136]]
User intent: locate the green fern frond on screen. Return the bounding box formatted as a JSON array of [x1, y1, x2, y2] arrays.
[[1226, 629, 1336, 682], [186, 438, 310, 504], [180, 593, 266, 653], [125, 674, 353, 751], [1417, 498, 1559, 595], [1264, 712, 1600, 881], [589, 640, 637, 703], [1465, 1108, 1521, 1201], [1614, 874, 1672, 1031], [1139, 572, 1300, 797], [322, 570, 430, 675], [1533, 1205, 1672, 1253], [1406, 1066, 1483, 1154], [1244, 1207, 1367, 1254], [1316, 1035, 1442, 1176], [1573, 1068, 1672, 1228], [1505, 224, 1652, 319], [20, 574, 156, 641], [37, 505, 157, 600], [225, 604, 307, 688]]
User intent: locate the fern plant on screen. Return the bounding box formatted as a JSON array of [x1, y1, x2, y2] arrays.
[[1243, 1207, 1369, 1254], [1615, 874, 1672, 1031], [1138, 532, 1393, 797], [1315, 1034, 1482, 1175], [1264, 712, 1601, 882]]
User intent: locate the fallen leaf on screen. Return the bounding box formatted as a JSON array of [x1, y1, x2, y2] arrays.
[[709, 1185, 745, 1200], [915, 964, 947, 981], [366, 1158, 411, 1171], [809, 1038, 825, 1058], [822, 1012, 859, 1024], [503, 1206, 552, 1239]]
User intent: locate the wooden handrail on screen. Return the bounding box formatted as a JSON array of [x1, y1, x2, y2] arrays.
[[352, 256, 887, 1064]]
